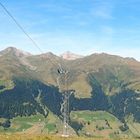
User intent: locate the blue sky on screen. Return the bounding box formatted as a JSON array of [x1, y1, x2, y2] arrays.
[[0, 0, 140, 60]]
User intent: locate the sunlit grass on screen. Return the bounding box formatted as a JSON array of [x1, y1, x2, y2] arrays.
[[0, 134, 138, 140]]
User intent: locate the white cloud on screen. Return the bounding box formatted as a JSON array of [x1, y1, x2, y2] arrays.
[[39, 3, 72, 13], [101, 26, 114, 35], [90, 1, 114, 19]]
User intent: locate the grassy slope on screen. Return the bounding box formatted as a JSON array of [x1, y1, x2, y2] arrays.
[[0, 112, 63, 134], [67, 53, 140, 97], [0, 111, 139, 139], [70, 111, 135, 139], [0, 134, 139, 140]]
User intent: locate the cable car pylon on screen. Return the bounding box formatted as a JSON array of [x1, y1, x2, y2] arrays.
[[57, 67, 71, 137]]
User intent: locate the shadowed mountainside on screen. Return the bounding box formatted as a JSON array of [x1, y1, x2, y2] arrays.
[[0, 47, 140, 137]]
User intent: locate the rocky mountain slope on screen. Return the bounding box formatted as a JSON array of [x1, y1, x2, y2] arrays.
[[60, 51, 83, 60], [0, 47, 140, 138]]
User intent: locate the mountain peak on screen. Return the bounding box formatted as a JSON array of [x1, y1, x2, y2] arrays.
[[60, 51, 83, 60], [0, 47, 31, 57], [5, 46, 17, 51]]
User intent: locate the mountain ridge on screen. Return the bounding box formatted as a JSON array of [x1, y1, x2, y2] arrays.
[[0, 46, 140, 137], [0, 47, 140, 96], [1, 47, 139, 62]]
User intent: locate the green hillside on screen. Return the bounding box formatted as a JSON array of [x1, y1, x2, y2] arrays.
[[0, 47, 140, 138]]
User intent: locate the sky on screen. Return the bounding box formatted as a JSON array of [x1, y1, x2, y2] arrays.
[[0, 0, 140, 60]]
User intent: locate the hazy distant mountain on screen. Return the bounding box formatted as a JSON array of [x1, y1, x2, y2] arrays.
[[60, 51, 83, 60], [0, 47, 31, 57], [0, 47, 140, 137]]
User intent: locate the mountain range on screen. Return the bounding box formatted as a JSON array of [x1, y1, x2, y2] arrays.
[[60, 51, 83, 60], [0, 47, 140, 138]]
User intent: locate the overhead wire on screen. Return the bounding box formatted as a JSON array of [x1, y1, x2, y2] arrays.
[[0, 1, 60, 69]]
